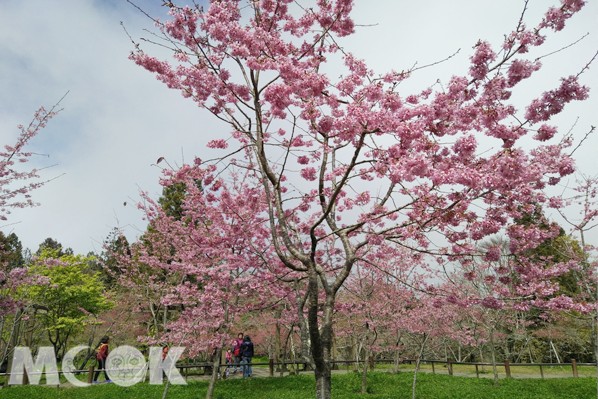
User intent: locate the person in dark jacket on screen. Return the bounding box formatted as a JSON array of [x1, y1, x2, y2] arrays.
[[240, 335, 254, 378]]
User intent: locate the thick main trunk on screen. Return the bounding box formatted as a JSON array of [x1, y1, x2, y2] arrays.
[[315, 366, 332, 399], [306, 276, 333, 399]]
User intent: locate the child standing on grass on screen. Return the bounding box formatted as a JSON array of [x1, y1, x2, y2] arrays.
[[225, 349, 233, 377]]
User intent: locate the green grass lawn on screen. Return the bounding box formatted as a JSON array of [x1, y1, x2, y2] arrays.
[[382, 362, 597, 378], [0, 372, 596, 399]]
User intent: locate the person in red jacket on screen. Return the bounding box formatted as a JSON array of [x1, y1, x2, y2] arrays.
[[232, 333, 244, 373], [93, 336, 111, 383]]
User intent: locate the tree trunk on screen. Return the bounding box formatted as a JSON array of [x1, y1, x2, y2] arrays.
[[361, 345, 369, 394], [0, 316, 5, 371], [315, 366, 332, 399], [206, 347, 222, 399], [57, 328, 72, 361], [3, 308, 24, 387], [78, 325, 98, 371], [282, 326, 293, 374], [393, 332, 401, 374], [549, 340, 562, 363], [411, 333, 428, 399], [48, 329, 59, 359], [274, 313, 282, 369], [289, 331, 297, 375], [489, 328, 499, 385], [162, 304, 168, 332], [23, 308, 40, 349], [307, 276, 333, 399], [331, 331, 337, 371], [296, 284, 312, 369], [593, 313, 598, 367]]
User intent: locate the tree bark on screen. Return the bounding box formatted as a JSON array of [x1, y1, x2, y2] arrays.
[[549, 340, 562, 363], [307, 275, 333, 399], [0, 316, 5, 370], [206, 347, 222, 399], [393, 332, 402, 374], [361, 345, 369, 394], [296, 283, 313, 369], [490, 328, 499, 385], [274, 309, 282, 370], [2, 308, 24, 387], [411, 333, 428, 399], [315, 367, 332, 399]]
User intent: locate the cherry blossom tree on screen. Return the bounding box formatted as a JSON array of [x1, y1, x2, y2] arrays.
[[335, 261, 418, 393], [557, 175, 598, 362], [1, 108, 57, 221], [440, 211, 594, 382], [125, 165, 289, 398], [114, 231, 180, 339], [1, 103, 60, 313], [130, 1, 594, 397], [0, 102, 60, 376], [338, 272, 482, 397]]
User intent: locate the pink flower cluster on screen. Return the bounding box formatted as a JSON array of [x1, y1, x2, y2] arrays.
[[525, 76, 589, 123]]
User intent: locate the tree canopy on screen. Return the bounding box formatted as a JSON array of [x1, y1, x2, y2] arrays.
[[130, 1, 595, 398]]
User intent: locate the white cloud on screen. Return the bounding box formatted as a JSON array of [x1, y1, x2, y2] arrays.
[[1, 0, 214, 252], [1, 0, 596, 253]]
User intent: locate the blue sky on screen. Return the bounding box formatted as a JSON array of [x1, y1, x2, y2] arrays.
[[1, 0, 596, 254]]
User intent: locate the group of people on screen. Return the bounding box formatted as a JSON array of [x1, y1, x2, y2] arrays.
[[225, 333, 254, 378], [92, 333, 255, 383]]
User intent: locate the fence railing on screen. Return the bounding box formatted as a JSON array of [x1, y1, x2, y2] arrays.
[[95, 358, 598, 380], [1, 357, 595, 385], [399, 358, 595, 379]]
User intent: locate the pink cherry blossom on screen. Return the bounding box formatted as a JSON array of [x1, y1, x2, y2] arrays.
[[129, 1, 593, 397]]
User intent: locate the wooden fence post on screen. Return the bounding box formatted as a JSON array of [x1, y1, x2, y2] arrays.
[[87, 364, 95, 384], [431, 361, 435, 374], [571, 359, 578, 378], [539, 364, 544, 379], [447, 360, 453, 376], [269, 358, 274, 377], [504, 360, 511, 378], [475, 364, 479, 378]]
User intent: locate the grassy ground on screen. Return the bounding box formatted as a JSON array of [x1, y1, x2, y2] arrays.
[[378, 362, 597, 378], [1, 371, 596, 399]]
